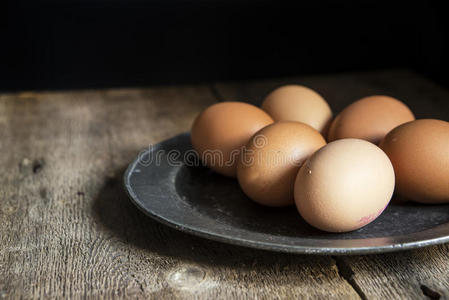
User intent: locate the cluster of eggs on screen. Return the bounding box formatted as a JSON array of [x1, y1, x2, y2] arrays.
[[191, 85, 449, 232]]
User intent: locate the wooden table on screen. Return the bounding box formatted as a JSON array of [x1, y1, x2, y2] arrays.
[[1, 70, 449, 299]]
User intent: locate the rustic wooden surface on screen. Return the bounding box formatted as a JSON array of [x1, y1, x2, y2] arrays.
[[1, 69, 448, 299]]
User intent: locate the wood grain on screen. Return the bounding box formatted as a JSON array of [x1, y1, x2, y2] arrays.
[[214, 69, 449, 300], [0, 86, 357, 299], [337, 245, 449, 299]]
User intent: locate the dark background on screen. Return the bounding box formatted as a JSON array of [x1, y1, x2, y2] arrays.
[[1, 0, 448, 91]]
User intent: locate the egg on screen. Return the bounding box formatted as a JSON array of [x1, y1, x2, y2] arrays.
[[261, 85, 333, 134], [191, 102, 273, 177], [237, 121, 326, 206], [379, 119, 449, 204], [294, 139, 395, 232], [328, 95, 415, 144]]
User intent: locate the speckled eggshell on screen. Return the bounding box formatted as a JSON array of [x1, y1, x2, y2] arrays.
[[237, 121, 326, 207], [261, 85, 333, 134], [294, 139, 395, 232], [380, 119, 449, 204], [191, 102, 273, 177], [328, 95, 415, 144]]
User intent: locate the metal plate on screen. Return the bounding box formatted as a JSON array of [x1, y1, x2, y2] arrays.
[[124, 133, 449, 255]]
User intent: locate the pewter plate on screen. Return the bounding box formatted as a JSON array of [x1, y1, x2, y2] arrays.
[[124, 133, 449, 255]]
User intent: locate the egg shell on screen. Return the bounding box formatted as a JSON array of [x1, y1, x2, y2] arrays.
[[294, 139, 395, 232], [237, 121, 326, 206], [379, 119, 449, 204], [328, 95, 415, 144], [191, 101, 273, 177], [261, 85, 333, 134]]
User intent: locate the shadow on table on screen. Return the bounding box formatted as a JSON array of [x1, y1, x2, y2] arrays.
[[91, 166, 335, 269]]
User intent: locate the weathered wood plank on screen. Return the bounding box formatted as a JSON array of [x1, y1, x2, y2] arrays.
[[0, 86, 357, 299], [336, 245, 449, 299], [214, 69, 449, 300]]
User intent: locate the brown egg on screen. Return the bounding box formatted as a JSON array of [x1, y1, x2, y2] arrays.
[[295, 139, 395, 232], [191, 102, 273, 177], [237, 121, 326, 206], [261, 85, 333, 134], [380, 119, 449, 204], [328, 95, 415, 144]]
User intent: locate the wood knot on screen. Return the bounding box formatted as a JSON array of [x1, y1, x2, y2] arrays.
[[19, 158, 45, 174], [421, 284, 441, 300], [32, 159, 44, 174], [167, 265, 208, 291]]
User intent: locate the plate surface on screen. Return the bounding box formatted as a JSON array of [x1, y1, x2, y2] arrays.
[[124, 133, 449, 255]]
